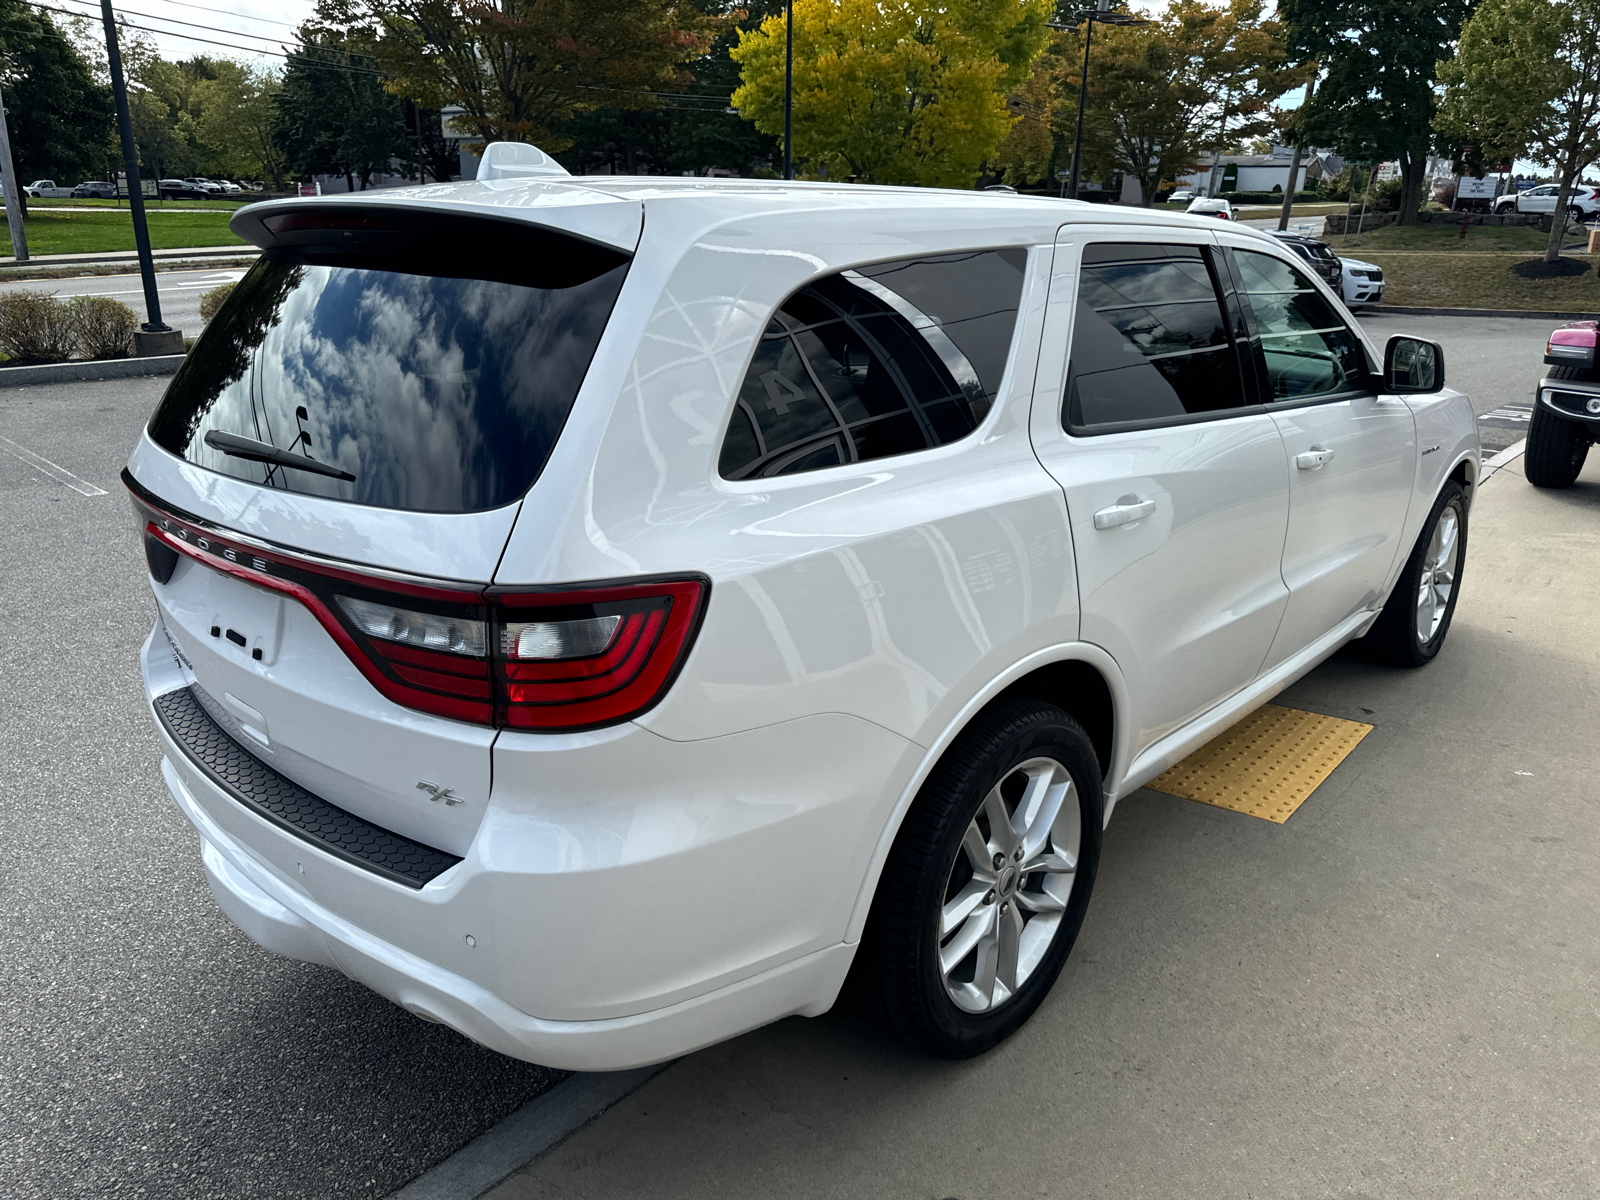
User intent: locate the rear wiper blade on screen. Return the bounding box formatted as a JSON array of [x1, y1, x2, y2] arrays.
[[203, 430, 356, 482]]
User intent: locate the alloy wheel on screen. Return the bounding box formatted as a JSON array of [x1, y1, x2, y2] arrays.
[[937, 757, 1081, 1013], [1415, 502, 1461, 645]]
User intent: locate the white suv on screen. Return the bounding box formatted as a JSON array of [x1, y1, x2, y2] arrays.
[[127, 155, 1479, 1069], [1494, 183, 1600, 219]]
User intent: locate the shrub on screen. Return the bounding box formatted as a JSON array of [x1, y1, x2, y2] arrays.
[[199, 282, 235, 322], [65, 295, 138, 360], [0, 291, 74, 363]]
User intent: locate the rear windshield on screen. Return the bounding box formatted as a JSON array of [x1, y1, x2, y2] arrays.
[[148, 228, 629, 514]]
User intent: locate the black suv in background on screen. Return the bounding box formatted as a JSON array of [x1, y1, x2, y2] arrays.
[[1267, 231, 1343, 291]]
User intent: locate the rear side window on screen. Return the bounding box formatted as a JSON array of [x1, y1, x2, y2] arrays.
[[1233, 250, 1367, 401], [148, 217, 629, 514], [1066, 242, 1246, 432], [717, 249, 1027, 480]]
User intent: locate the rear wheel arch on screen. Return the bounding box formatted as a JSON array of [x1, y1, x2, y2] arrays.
[[844, 646, 1126, 946]]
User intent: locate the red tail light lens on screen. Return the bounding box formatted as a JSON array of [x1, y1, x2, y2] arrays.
[[490, 581, 707, 729], [130, 485, 706, 732]]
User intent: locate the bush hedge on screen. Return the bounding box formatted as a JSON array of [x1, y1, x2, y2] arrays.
[[0, 290, 140, 364], [198, 282, 235, 322]]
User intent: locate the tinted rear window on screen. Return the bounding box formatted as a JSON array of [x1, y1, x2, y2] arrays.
[[148, 228, 628, 514]]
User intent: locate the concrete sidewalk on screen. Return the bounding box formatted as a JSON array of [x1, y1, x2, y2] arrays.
[[0, 245, 249, 270], [485, 451, 1600, 1200]]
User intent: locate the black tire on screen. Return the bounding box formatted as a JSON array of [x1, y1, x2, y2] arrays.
[[1525, 392, 1590, 489], [854, 699, 1102, 1058], [1361, 480, 1468, 667]]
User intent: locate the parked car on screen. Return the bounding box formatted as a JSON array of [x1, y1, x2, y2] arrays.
[[183, 177, 223, 194], [1338, 256, 1385, 307], [158, 179, 209, 200], [127, 155, 1478, 1070], [1169, 188, 1197, 203], [1267, 231, 1342, 289], [25, 179, 73, 199], [71, 180, 118, 199], [214, 179, 243, 193], [1526, 321, 1599, 487], [1494, 183, 1600, 220], [1185, 196, 1234, 220]]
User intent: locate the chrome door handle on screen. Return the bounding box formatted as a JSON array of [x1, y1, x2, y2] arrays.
[[1093, 497, 1157, 529], [1295, 446, 1335, 470]]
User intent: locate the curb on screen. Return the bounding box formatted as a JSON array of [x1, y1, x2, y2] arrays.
[[1480, 438, 1527, 485], [0, 354, 185, 387], [386, 1065, 669, 1200], [1374, 305, 1596, 320]]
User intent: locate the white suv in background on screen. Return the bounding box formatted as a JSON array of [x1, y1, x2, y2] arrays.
[[127, 157, 1478, 1069], [1495, 183, 1600, 220]]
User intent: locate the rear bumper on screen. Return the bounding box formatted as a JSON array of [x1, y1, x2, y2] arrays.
[[175, 759, 853, 1070], [143, 624, 907, 1069]]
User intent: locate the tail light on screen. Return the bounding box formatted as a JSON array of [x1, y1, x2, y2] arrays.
[[129, 483, 707, 732]]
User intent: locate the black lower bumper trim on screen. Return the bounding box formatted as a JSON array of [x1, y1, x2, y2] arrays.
[[153, 686, 461, 889]]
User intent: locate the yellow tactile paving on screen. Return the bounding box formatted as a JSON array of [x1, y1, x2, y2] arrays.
[[1146, 704, 1372, 823]]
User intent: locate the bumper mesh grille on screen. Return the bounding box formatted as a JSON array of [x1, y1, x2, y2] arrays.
[[153, 686, 461, 889]]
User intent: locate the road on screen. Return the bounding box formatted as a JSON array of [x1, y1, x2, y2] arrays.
[[0, 314, 1562, 1199], [0, 266, 251, 337]]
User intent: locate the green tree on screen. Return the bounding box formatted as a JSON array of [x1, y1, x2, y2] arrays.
[[1437, 0, 1600, 262], [0, 1, 113, 182], [1188, 0, 1307, 196], [193, 62, 287, 186], [275, 34, 410, 190], [731, 0, 1051, 188], [1280, 0, 1475, 225], [321, 0, 720, 152]]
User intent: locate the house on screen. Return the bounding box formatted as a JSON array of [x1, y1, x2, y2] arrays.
[[1177, 146, 1338, 196]]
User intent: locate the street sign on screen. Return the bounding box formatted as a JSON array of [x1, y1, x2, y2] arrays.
[[1056, 170, 1071, 180], [115, 173, 158, 198], [1456, 176, 1498, 199]]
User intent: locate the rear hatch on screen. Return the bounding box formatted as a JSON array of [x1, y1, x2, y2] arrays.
[[128, 195, 638, 856]]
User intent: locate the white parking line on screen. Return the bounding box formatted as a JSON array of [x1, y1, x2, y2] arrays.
[[0, 435, 108, 496]]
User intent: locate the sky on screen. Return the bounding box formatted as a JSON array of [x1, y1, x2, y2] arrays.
[[62, 0, 319, 69]]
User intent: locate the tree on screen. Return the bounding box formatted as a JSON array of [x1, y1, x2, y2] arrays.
[[731, 0, 1051, 188], [192, 63, 287, 187], [0, 1, 113, 182], [1437, 0, 1600, 262], [275, 34, 410, 190], [1280, 0, 1474, 225], [1187, 0, 1306, 196], [321, 0, 720, 153]]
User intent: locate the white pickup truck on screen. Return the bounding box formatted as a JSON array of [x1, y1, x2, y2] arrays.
[[26, 180, 74, 199]]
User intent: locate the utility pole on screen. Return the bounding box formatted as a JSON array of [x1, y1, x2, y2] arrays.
[[1277, 70, 1316, 232], [100, 0, 181, 354], [1055, 0, 1148, 202], [0, 85, 29, 263], [783, 0, 794, 181]]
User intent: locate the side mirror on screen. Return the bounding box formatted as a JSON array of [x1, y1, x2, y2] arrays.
[[1384, 335, 1445, 393]]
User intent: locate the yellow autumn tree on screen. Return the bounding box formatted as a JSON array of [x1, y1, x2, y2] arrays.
[[731, 0, 1052, 188]]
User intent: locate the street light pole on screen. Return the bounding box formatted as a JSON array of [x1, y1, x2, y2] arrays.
[[0, 84, 29, 263], [100, 0, 179, 352], [783, 0, 794, 181], [1054, 1, 1149, 203], [1068, 17, 1094, 200]]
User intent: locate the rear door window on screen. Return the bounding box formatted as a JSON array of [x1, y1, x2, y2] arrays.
[[1065, 242, 1249, 432], [148, 216, 629, 514], [717, 249, 1027, 480]]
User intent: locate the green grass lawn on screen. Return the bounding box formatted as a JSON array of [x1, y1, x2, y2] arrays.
[[1362, 252, 1599, 310], [0, 208, 246, 256], [1328, 222, 1555, 253]]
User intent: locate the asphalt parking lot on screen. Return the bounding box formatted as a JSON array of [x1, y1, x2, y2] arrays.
[[0, 312, 1586, 1198]]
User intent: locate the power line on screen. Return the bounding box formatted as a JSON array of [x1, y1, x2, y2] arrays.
[[24, 0, 392, 75], [53, 0, 295, 47], [149, 0, 303, 32]]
